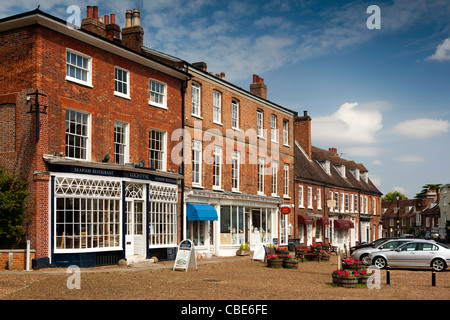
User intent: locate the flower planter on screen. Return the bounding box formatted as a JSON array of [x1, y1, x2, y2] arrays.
[[282, 260, 299, 269], [236, 250, 251, 256], [336, 276, 358, 288], [358, 276, 370, 285], [320, 254, 330, 261], [332, 273, 338, 285], [267, 260, 283, 268]]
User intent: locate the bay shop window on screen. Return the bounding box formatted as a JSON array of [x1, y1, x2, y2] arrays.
[[54, 176, 178, 252], [55, 177, 122, 251], [220, 206, 273, 245]]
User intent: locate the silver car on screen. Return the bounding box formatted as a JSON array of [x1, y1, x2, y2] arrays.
[[351, 239, 424, 265], [368, 241, 450, 272]]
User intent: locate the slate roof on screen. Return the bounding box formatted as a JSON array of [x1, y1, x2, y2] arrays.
[[294, 143, 382, 196]]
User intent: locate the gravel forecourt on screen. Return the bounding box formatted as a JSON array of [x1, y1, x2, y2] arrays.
[[1, 254, 449, 301]]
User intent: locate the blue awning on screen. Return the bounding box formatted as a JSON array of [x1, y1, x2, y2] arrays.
[[186, 203, 218, 221]]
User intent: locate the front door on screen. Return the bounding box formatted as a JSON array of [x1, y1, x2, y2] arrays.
[[126, 200, 145, 257]]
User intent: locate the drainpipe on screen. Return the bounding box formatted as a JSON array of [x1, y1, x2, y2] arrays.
[[358, 189, 362, 244], [180, 64, 191, 242]]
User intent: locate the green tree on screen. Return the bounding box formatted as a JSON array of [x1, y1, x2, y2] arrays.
[[382, 191, 408, 202], [0, 168, 31, 248], [415, 184, 442, 199]]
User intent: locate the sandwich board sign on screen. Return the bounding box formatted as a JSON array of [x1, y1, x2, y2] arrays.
[[173, 239, 197, 272]]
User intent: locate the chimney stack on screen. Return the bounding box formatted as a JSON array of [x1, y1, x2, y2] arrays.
[[329, 148, 338, 155], [81, 5, 106, 37], [122, 8, 144, 52], [192, 62, 207, 71], [105, 13, 121, 42], [250, 74, 267, 99], [295, 111, 312, 159]]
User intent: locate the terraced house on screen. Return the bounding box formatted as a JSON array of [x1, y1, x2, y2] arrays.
[[0, 7, 190, 267], [294, 112, 382, 249]]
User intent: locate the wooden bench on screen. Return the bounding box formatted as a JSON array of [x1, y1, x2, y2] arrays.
[[295, 245, 321, 262], [263, 245, 276, 262]]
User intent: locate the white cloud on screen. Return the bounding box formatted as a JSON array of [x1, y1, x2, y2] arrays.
[[395, 155, 426, 163], [312, 102, 383, 146], [392, 118, 450, 139], [393, 186, 409, 194], [426, 38, 450, 61], [373, 159, 382, 165]]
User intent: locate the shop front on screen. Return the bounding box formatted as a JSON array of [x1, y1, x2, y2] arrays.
[[184, 189, 284, 257], [47, 160, 180, 267]]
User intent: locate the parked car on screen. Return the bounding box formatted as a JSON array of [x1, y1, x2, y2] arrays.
[[400, 234, 416, 238], [351, 238, 423, 265], [424, 231, 441, 241], [349, 237, 397, 255], [368, 241, 449, 271]]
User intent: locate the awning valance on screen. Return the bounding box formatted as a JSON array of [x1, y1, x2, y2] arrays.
[[317, 217, 330, 226], [333, 220, 353, 229], [186, 203, 218, 221], [298, 214, 313, 225]]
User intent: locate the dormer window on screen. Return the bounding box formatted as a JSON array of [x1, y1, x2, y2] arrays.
[[361, 171, 369, 183], [317, 160, 331, 175], [350, 168, 360, 181], [334, 164, 346, 178]]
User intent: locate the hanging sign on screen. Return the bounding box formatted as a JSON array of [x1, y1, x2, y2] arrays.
[[173, 239, 198, 272], [280, 205, 291, 215]]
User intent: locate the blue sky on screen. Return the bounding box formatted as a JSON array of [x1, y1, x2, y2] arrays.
[[2, 0, 450, 198]]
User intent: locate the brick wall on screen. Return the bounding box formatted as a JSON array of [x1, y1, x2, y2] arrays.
[[0, 250, 36, 270]]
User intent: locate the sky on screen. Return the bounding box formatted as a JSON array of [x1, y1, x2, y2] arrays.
[[1, 0, 450, 198]]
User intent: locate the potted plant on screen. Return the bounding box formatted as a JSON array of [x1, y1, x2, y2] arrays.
[[355, 269, 374, 285], [320, 250, 331, 261], [274, 246, 290, 258], [266, 254, 284, 268], [342, 257, 363, 270], [334, 269, 358, 288], [282, 255, 301, 269], [311, 243, 322, 251], [236, 243, 251, 256]]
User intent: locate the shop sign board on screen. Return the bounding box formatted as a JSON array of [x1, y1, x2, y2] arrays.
[[173, 239, 197, 272]]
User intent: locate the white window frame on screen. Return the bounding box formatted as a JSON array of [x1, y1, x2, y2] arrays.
[[299, 185, 304, 208], [329, 191, 334, 212], [272, 160, 278, 196], [232, 150, 240, 192], [283, 120, 289, 146], [192, 140, 202, 186], [365, 196, 369, 214], [271, 114, 278, 143], [335, 192, 339, 212], [149, 78, 167, 109], [283, 164, 289, 198], [114, 67, 130, 99], [191, 82, 201, 117], [114, 120, 129, 165], [213, 146, 222, 189], [308, 187, 313, 209], [213, 90, 222, 124], [345, 193, 349, 212], [317, 188, 322, 210], [257, 109, 264, 138], [280, 213, 288, 245], [258, 157, 265, 194], [66, 48, 92, 87], [340, 193, 345, 213], [148, 129, 167, 171], [232, 99, 239, 130], [65, 108, 91, 161]]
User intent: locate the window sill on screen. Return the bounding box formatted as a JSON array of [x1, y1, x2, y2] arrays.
[[191, 114, 203, 120], [213, 186, 223, 192], [283, 195, 291, 200], [257, 191, 265, 196], [114, 92, 131, 100], [192, 185, 204, 189], [66, 77, 93, 88], [283, 144, 290, 148], [213, 121, 223, 126], [149, 101, 167, 110]]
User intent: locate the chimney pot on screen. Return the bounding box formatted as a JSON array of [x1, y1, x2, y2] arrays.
[[87, 6, 93, 18], [104, 15, 109, 24], [304, 111, 308, 117], [132, 9, 140, 26], [126, 9, 132, 27], [98, 16, 103, 23], [220, 72, 225, 79], [110, 14, 116, 24], [93, 6, 98, 20], [250, 74, 267, 99]]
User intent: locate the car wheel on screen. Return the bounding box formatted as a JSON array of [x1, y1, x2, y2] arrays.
[[431, 258, 447, 272], [360, 254, 370, 265], [373, 256, 387, 269]]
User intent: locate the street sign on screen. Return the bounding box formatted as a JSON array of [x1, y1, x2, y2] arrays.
[[173, 239, 198, 272]]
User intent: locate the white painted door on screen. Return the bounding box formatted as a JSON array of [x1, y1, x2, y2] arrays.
[[126, 200, 145, 257]]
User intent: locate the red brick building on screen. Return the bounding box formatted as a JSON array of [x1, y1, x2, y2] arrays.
[[294, 112, 383, 249], [0, 7, 190, 267]]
